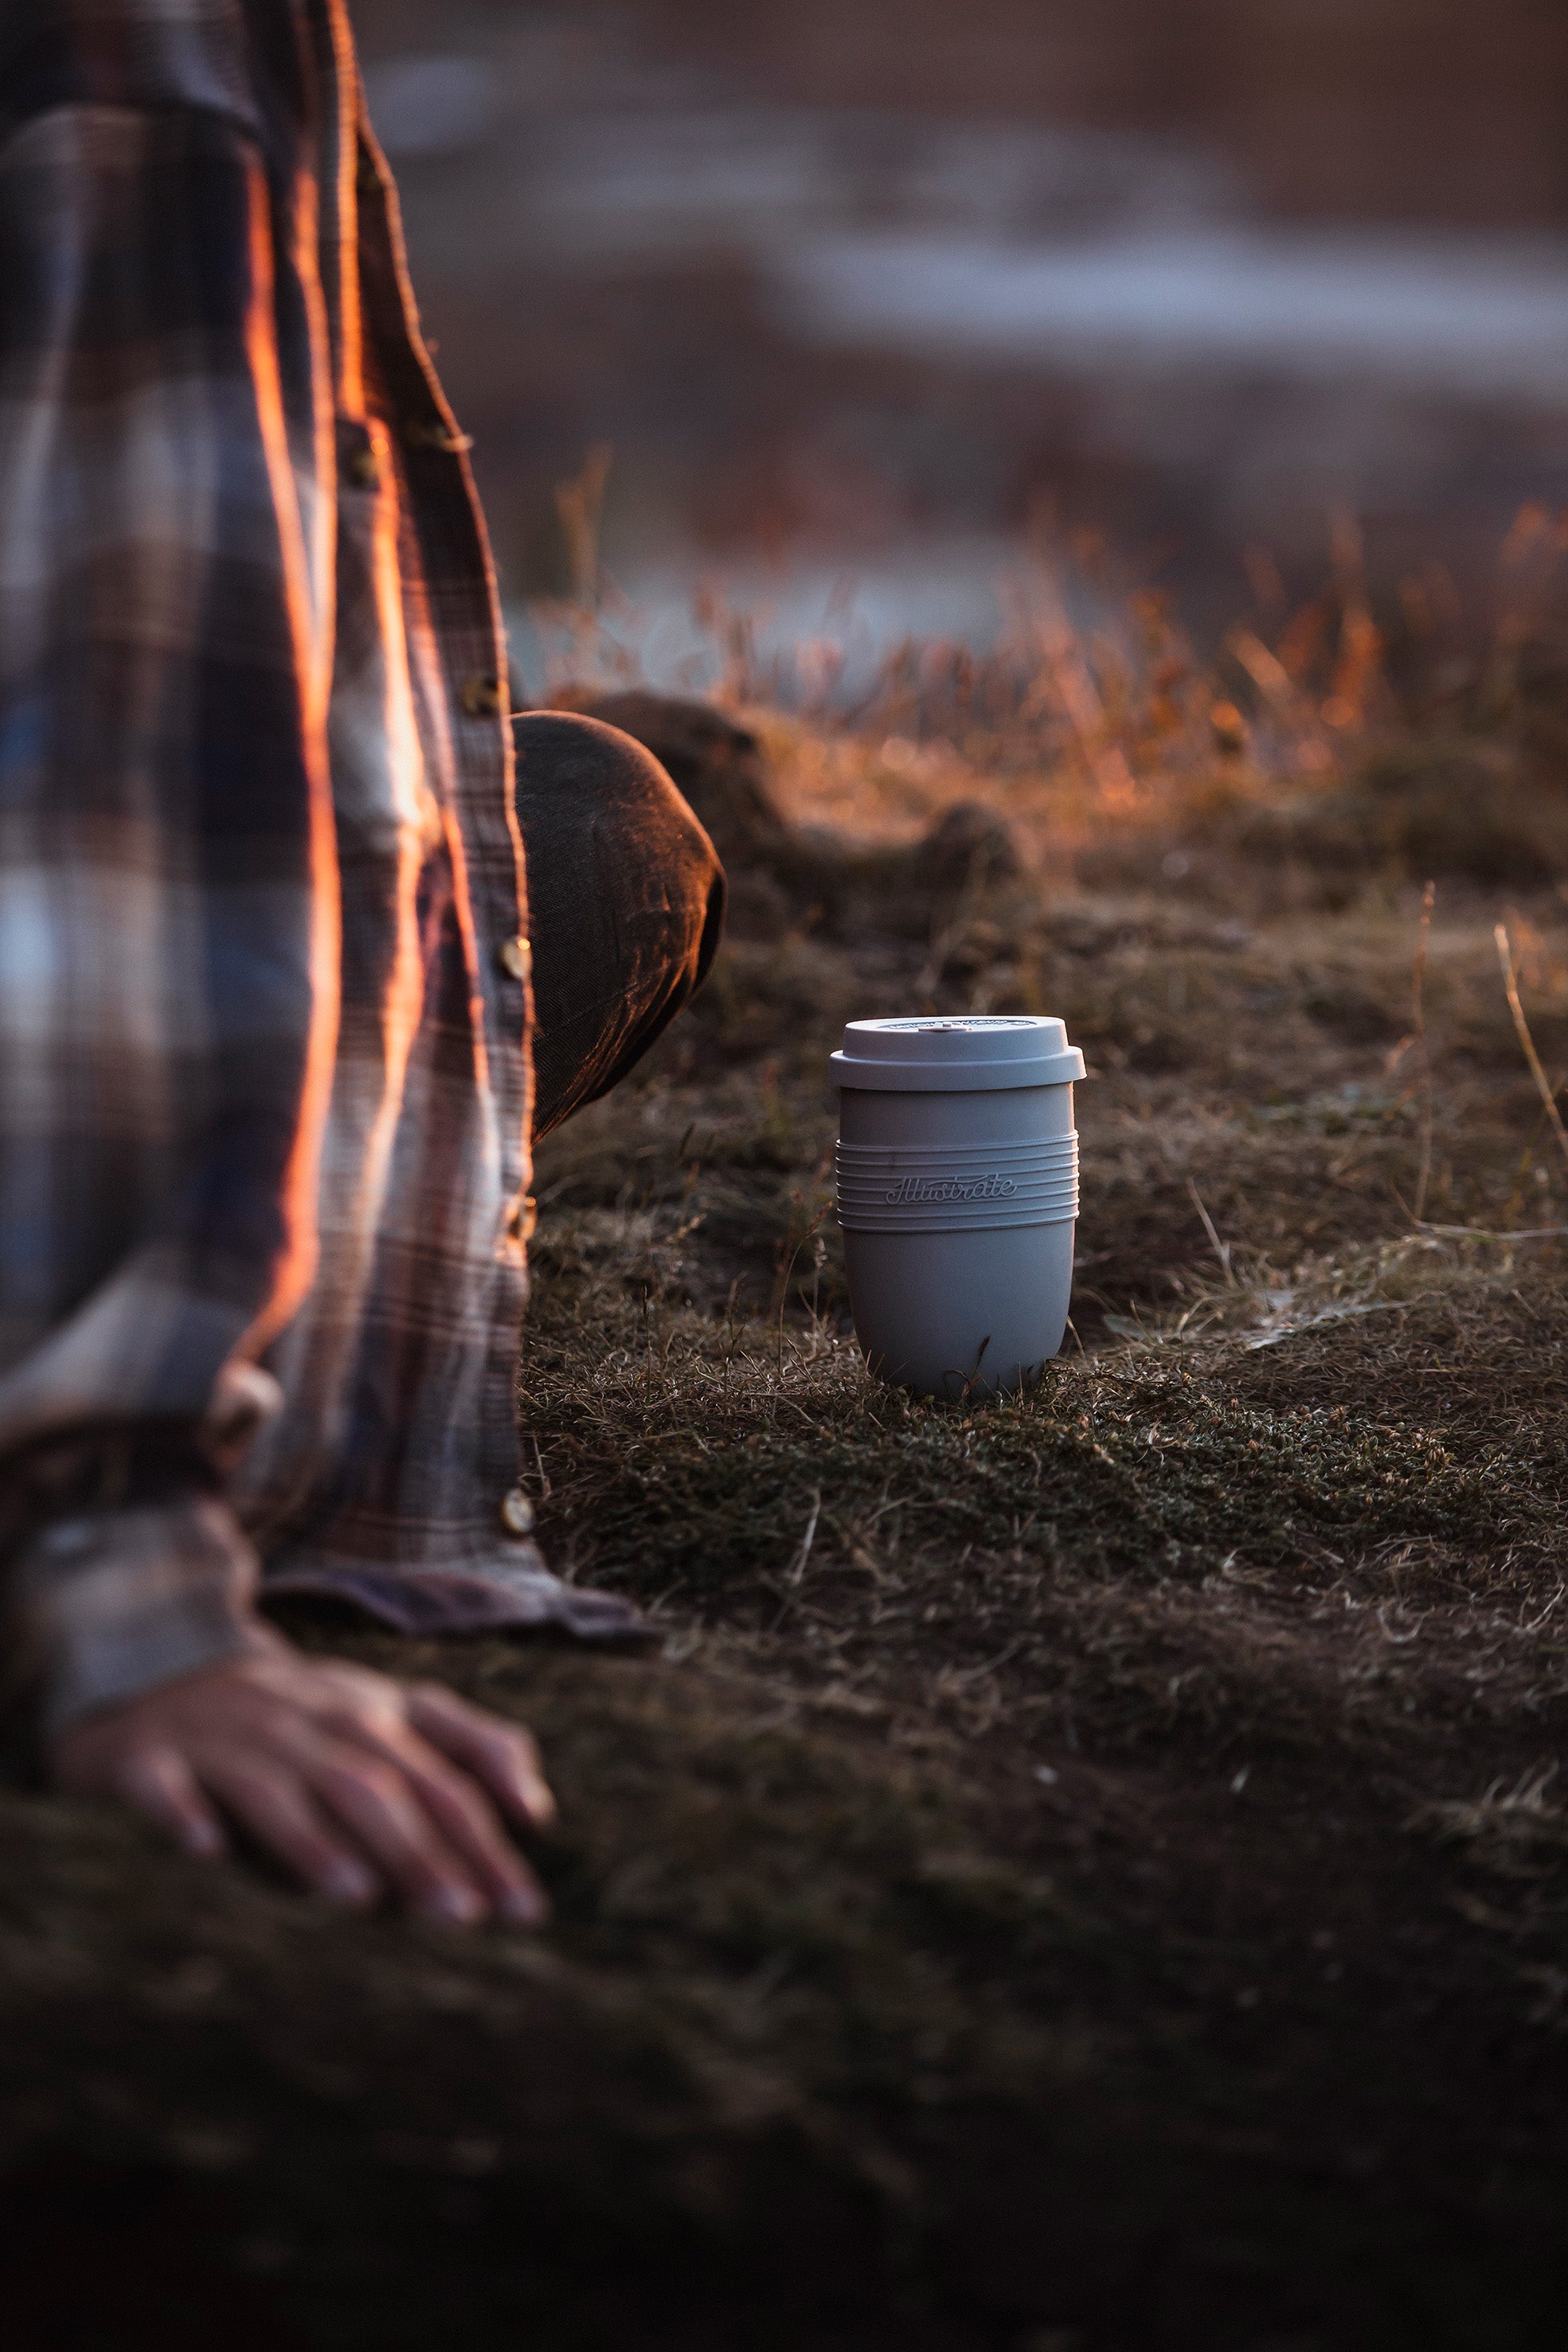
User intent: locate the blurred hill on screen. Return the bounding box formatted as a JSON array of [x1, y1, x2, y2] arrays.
[[354, 0, 1568, 225], [346, 1, 1568, 670], [583, 0, 1568, 227]]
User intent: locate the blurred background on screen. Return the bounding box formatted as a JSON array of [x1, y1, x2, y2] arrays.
[[348, 0, 1568, 695]]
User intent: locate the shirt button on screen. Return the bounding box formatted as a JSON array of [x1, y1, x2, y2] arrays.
[[405, 420, 474, 455], [495, 934, 531, 981], [460, 673, 507, 718], [499, 1486, 535, 1538]]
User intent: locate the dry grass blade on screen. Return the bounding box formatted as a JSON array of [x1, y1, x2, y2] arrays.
[[1495, 922, 1568, 1177], [1412, 1763, 1568, 1877], [786, 1485, 823, 1586], [1186, 1176, 1237, 1286], [1417, 1223, 1568, 1243], [1413, 879, 1436, 1222]]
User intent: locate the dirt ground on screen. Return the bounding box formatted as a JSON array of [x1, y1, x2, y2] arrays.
[[6, 729, 1568, 2348]]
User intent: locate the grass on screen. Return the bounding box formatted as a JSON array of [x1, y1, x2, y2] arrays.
[[6, 518, 1568, 2348]]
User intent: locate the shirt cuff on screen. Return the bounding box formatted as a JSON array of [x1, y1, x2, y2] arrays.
[[4, 1493, 271, 1750]]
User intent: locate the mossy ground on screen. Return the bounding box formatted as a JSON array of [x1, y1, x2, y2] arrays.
[[8, 752, 1568, 2348]]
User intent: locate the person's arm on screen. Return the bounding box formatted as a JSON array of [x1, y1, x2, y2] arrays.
[[0, 87, 552, 1922], [0, 89, 337, 1734]]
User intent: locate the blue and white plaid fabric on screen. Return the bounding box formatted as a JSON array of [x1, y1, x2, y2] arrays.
[[0, 2, 629, 1736]]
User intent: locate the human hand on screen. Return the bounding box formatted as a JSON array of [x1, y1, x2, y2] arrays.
[[50, 1637, 556, 1927]]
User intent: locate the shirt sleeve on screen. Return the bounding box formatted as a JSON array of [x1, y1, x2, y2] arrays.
[[0, 97, 340, 1732], [4, 1492, 272, 1755]]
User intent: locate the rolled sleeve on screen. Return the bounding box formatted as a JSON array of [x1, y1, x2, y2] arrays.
[[5, 1491, 270, 1748]]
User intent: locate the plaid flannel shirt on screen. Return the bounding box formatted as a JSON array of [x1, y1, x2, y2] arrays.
[[0, 0, 639, 1745]]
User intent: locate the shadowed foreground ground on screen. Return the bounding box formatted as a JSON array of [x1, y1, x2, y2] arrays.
[[5, 785, 1568, 2349]]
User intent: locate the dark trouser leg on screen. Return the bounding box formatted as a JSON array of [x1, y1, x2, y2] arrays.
[[514, 713, 726, 1141]]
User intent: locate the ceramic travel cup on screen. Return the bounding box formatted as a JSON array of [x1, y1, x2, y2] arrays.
[[831, 1016, 1087, 1401]]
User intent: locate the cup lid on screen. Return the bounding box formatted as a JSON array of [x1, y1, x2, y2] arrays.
[[831, 1015, 1086, 1092]]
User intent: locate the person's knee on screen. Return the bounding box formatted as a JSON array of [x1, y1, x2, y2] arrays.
[[512, 709, 726, 1113], [513, 711, 721, 904]]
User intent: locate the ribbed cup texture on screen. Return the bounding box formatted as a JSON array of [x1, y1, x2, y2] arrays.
[[835, 1133, 1080, 1232]]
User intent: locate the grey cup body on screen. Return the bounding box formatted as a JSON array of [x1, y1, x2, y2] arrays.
[[831, 1018, 1085, 1403]]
